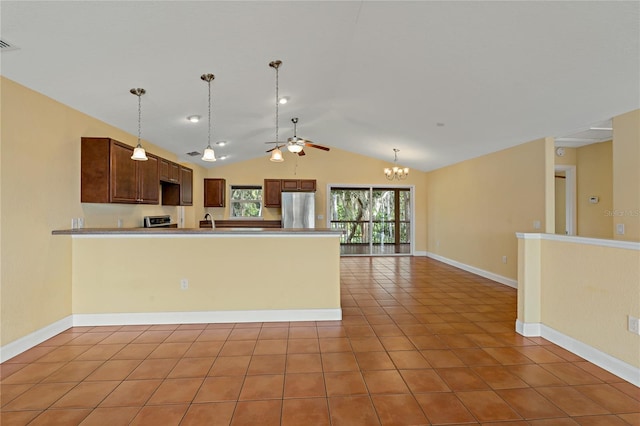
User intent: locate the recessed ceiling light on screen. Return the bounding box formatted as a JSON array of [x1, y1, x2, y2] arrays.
[[436, 122, 445, 127], [279, 96, 289, 105], [218, 155, 228, 160], [187, 115, 201, 123], [216, 141, 227, 146]]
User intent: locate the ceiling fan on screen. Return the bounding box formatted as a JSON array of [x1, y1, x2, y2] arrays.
[[264, 59, 329, 161], [266, 117, 330, 156]]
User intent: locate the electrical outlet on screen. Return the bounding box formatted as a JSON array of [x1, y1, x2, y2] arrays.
[[628, 315, 640, 335], [616, 224, 625, 235], [180, 279, 189, 290], [533, 220, 541, 230], [436, 240, 440, 248], [502, 255, 507, 264]]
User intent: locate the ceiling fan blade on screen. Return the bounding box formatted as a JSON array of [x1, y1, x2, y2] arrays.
[[298, 149, 306, 156], [266, 146, 278, 153], [304, 142, 330, 151]]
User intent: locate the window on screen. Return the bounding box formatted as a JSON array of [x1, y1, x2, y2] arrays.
[[230, 185, 263, 218], [330, 186, 412, 255]]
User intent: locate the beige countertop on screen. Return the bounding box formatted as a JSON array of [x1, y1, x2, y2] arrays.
[[52, 227, 343, 236]]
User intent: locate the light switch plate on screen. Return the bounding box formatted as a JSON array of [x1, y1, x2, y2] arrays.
[[628, 315, 640, 335]]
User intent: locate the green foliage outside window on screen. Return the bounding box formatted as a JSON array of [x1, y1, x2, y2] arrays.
[[330, 188, 411, 245], [230, 187, 263, 217]]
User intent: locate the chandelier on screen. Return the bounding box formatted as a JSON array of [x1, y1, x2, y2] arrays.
[[384, 148, 409, 180]]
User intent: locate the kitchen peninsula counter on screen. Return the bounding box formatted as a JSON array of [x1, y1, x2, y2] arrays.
[[53, 227, 342, 326], [53, 227, 342, 235]]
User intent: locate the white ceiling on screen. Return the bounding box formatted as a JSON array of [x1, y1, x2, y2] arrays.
[[1, 1, 638, 171]]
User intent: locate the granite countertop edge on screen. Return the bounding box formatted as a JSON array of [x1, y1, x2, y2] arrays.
[[52, 228, 344, 236]]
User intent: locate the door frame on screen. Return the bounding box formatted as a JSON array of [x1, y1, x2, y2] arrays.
[[554, 165, 577, 235], [326, 183, 415, 256]]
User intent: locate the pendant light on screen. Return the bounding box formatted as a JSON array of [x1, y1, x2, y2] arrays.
[[269, 60, 284, 162], [201, 73, 216, 162], [130, 88, 148, 161]]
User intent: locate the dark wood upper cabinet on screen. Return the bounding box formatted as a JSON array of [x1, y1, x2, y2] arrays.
[[299, 179, 316, 191], [264, 179, 283, 208], [281, 179, 316, 192], [263, 179, 316, 208], [161, 165, 193, 206], [180, 167, 193, 206], [82, 137, 159, 204], [160, 158, 181, 183], [204, 178, 226, 207], [136, 154, 160, 204]]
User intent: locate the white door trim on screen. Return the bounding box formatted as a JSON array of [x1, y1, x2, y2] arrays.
[[555, 165, 577, 235]]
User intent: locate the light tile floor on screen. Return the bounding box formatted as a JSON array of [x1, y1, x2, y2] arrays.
[[1, 257, 638, 425]]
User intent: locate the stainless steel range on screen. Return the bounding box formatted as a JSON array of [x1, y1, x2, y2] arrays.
[[143, 215, 173, 228]]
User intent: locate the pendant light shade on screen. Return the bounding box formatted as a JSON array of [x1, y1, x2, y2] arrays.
[[201, 73, 217, 162], [131, 146, 148, 161], [202, 145, 216, 161], [130, 88, 148, 161], [270, 146, 284, 162]]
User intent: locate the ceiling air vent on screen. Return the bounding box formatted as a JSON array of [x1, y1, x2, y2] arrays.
[[186, 151, 201, 157], [0, 39, 20, 52]]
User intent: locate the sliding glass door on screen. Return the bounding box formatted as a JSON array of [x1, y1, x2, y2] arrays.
[[330, 186, 412, 256]]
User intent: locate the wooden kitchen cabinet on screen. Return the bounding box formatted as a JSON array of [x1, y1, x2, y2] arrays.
[[263, 179, 316, 208], [263, 179, 283, 208], [161, 165, 193, 206], [281, 179, 316, 192], [82, 137, 159, 204], [160, 158, 180, 183], [204, 178, 226, 207], [180, 167, 193, 206]]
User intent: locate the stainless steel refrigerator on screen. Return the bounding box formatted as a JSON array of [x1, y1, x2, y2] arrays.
[[281, 192, 315, 228]]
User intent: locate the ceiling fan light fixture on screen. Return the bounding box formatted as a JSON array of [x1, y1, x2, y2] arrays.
[[287, 140, 303, 153], [129, 88, 148, 161], [270, 146, 284, 162], [187, 115, 201, 123]]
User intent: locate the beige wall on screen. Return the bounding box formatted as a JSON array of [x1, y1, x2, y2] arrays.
[[612, 109, 640, 241], [426, 138, 547, 280], [576, 141, 613, 239], [518, 234, 640, 368], [72, 235, 340, 313], [0, 77, 204, 346], [204, 147, 428, 252]]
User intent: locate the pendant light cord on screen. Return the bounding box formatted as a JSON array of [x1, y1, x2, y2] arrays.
[[275, 65, 279, 143], [207, 78, 212, 147], [137, 92, 142, 145]]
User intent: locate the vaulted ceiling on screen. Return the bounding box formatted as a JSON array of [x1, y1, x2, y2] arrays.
[[2, 1, 638, 171]]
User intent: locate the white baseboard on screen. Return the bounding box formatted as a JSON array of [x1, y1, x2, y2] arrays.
[[515, 320, 640, 387], [1, 315, 73, 363], [425, 252, 517, 288], [1, 309, 341, 362], [515, 319, 541, 336], [73, 309, 343, 326]]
